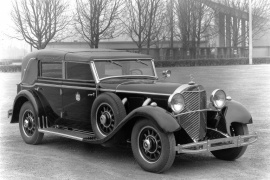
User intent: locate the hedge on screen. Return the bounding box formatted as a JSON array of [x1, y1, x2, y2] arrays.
[[0, 65, 21, 72], [155, 57, 270, 67], [1, 57, 270, 72]]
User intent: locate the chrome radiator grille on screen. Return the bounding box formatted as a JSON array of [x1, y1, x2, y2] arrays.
[[177, 90, 207, 142]]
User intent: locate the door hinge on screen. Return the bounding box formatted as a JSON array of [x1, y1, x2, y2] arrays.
[[60, 89, 62, 95]]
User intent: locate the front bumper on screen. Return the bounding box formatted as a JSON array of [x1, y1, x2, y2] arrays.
[[175, 133, 258, 154]]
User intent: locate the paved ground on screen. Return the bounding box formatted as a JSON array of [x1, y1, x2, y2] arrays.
[[0, 65, 270, 179]]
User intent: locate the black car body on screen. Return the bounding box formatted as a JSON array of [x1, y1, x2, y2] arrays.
[[8, 49, 257, 173]]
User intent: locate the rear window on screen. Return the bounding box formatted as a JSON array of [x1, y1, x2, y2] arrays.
[[41, 62, 62, 79], [66, 62, 93, 81]]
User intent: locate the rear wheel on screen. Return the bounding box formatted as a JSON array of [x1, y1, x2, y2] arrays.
[[211, 123, 248, 160], [131, 119, 176, 173], [19, 102, 43, 144]]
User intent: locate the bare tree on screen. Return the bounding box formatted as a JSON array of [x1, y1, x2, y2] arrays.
[[175, 0, 216, 58], [11, 0, 70, 50], [124, 0, 165, 53], [74, 0, 123, 48], [145, 0, 166, 54], [175, 0, 216, 47]]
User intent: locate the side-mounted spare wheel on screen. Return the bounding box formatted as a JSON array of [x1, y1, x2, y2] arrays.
[[131, 119, 176, 173], [19, 101, 44, 144], [211, 123, 248, 160], [91, 93, 126, 139]]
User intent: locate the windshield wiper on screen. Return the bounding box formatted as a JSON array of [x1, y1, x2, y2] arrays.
[[136, 59, 148, 66], [109, 60, 122, 67]]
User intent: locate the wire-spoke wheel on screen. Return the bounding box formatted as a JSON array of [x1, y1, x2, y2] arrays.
[[22, 109, 36, 137], [211, 123, 248, 160], [96, 103, 115, 136], [138, 126, 162, 163], [91, 93, 126, 140], [131, 119, 176, 173], [19, 102, 43, 144]]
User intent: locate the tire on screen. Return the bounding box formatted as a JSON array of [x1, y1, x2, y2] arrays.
[[211, 123, 249, 161], [19, 101, 44, 144], [91, 93, 126, 139], [131, 119, 176, 173]]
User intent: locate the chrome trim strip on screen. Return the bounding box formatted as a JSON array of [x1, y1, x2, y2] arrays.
[[38, 79, 62, 83], [22, 83, 61, 88], [99, 75, 157, 82], [115, 90, 171, 96], [61, 85, 96, 91], [22, 83, 97, 91], [173, 109, 211, 117], [93, 58, 152, 61], [38, 129, 83, 141], [90, 61, 100, 84], [63, 81, 95, 86], [151, 59, 158, 78], [99, 89, 116, 92]]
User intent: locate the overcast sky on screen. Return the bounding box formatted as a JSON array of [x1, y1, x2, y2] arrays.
[[0, 1, 30, 59]]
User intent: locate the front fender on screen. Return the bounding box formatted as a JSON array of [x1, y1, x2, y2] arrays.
[[10, 90, 44, 123], [91, 106, 180, 144], [122, 106, 180, 133], [223, 100, 252, 135]]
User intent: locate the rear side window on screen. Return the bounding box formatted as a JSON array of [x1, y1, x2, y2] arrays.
[[41, 62, 62, 79], [66, 62, 93, 81]]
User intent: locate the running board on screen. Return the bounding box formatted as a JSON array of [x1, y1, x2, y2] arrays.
[[38, 127, 97, 141], [37, 116, 97, 142]]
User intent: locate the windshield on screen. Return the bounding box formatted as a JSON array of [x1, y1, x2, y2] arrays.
[[94, 59, 156, 80]]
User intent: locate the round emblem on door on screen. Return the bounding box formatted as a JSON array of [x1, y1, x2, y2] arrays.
[[76, 92, 80, 101]]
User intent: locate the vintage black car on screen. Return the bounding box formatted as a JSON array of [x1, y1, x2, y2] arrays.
[[8, 49, 257, 173]]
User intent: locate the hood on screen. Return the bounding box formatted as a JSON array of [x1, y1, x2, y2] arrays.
[[99, 80, 181, 96]]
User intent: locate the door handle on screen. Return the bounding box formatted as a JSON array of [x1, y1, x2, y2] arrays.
[[88, 93, 95, 97], [35, 87, 43, 91]]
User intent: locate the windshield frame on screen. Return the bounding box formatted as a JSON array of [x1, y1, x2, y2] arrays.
[[91, 58, 158, 83]]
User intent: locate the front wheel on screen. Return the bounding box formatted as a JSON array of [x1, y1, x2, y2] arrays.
[[211, 123, 248, 160], [19, 102, 44, 144], [131, 119, 176, 173]]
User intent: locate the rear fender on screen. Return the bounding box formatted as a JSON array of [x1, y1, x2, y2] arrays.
[[10, 90, 44, 123], [223, 100, 252, 136]]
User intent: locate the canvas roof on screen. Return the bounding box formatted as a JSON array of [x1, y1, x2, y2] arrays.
[[23, 49, 151, 63]]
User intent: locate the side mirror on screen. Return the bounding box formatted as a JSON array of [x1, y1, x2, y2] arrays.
[[162, 70, 171, 79]]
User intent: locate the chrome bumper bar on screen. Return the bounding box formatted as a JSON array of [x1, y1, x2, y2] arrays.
[[175, 133, 258, 154]]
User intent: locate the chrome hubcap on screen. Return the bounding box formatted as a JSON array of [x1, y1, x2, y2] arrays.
[[23, 119, 29, 128], [100, 114, 107, 125], [143, 139, 151, 151]]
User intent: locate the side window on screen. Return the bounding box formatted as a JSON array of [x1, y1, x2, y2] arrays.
[[66, 62, 93, 81], [41, 62, 62, 79]]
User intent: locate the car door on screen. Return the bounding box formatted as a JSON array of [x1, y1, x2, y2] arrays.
[[36, 61, 63, 118], [62, 62, 96, 130]]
